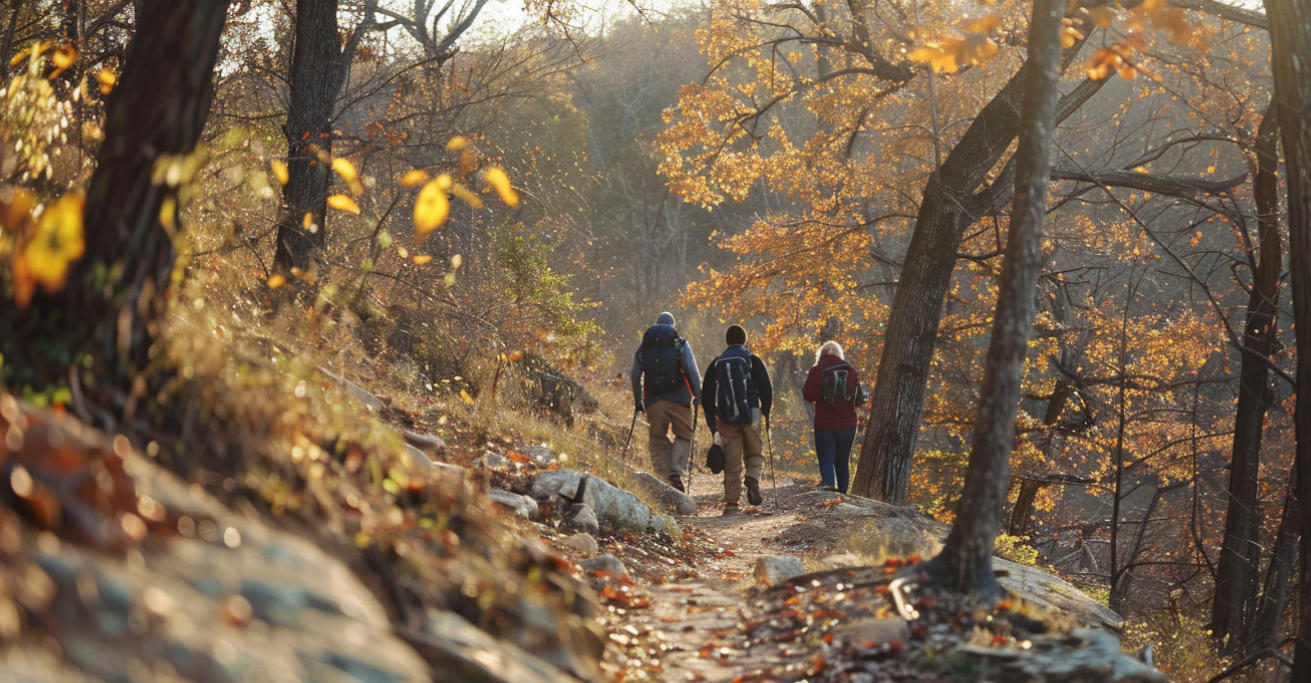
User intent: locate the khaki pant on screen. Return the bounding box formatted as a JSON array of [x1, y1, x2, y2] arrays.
[[647, 400, 693, 480], [719, 421, 763, 505]]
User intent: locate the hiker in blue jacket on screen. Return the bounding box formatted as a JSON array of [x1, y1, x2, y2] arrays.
[[701, 324, 772, 513], [631, 312, 702, 492]]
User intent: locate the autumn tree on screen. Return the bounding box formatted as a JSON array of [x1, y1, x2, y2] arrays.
[[1, 0, 232, 390], [1262, 0, 1311, 676], [916, 0, 1065, 600]]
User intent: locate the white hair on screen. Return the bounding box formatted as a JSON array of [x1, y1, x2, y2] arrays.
[[816, 340, 844, 362]]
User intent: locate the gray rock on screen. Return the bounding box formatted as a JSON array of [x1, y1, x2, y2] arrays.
[[568, 505, 600, 536], [522, 443, 556, 464], [952, 627, 1166, 682], [401, 444, 433, 469], [562, 532, 599, 555], [633, 471, 697, 515], [530, 471, 651, 532], [403, 429, 447, 456], [648, 514, 680, 536], [488, 489, 539, 520], [474, 452, 513, 469], [318, 367, 385, 413], [415, 610, 574, 683], [821, 552, 864, 568], [580, 554, 627, 578], [833, 617, 910, 645], [753, 555, 805, 586]]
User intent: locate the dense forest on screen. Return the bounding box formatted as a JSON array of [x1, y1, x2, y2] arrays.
[[1, 0, 1310, 681]]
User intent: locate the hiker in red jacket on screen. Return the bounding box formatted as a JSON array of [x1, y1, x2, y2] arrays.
[[802, 341, 865, 494]]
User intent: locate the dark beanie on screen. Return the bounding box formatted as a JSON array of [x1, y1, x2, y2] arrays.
[[726, 324, 747, 345]]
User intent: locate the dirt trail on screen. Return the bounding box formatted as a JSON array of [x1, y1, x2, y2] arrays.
[[598, 470, 834, 681]]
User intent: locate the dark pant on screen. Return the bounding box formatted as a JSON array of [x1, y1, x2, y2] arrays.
[[814, 427, 856, 493]]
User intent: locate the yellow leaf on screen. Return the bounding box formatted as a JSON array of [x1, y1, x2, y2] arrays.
[[290, 266, 316, 283], [22, 193, 84, 295], [327, 194, 360, 214], [271, 160, 289, 186], [332, 157, 364, 196], [50, 43, 76, 79], [450, 182, 484, 209], [450, 253, 463, 270], [302, 212, 316, 229], [412, 254, 433, 265], [458, 148, 477, 178], [413, 178, 450, 241], [445, 135, 470, 151], [483, 166, 519, 207], [400, 169, 429, 187], [459, 389, 475, 404], [1, 187, 37, 234], [96, 68, 116, 95], [266, 274, 287, 289], [397, 246, 409, 259], [508, 350, 524, 362], [435, 173, 453, 190], [963, 14, 999, 34], [159, 196, 177, 233]]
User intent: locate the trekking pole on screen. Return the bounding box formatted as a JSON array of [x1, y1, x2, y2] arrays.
[[766, 414, 777, 491], [620, 409, 638, 462]]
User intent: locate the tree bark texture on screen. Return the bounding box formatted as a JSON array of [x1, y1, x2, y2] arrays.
[[1263, 0, 1311, 677], [1239, 463, 1300, 656], [62, 0, 230, 383], [272, 0, 347, 274], [851, 29, 1107, 505], [924, 0, 1065, 600], [1211, 102, 1282, 648]]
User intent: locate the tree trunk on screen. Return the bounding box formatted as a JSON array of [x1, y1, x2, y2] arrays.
[[1263, 0, 1311, 677], [1238, 463, 1300, 656], [851, 29, 1106, 505], [272, 0, 351, 275], [918, 0, 1064, 601], [1211, 101, 1282, 648], [56, 0, 231, 386]]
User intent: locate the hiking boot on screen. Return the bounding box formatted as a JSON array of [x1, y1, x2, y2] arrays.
[[722, 503, 739, 516], [745, 476, 762, 506], [668, 474, 685, 493]]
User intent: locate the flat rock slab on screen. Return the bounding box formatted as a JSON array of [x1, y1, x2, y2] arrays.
[[580, 554, 628, 578], [754, 555, 805, 586], [403, 429, 447, 456], [633, 471, 697, 515], [954, 627, 1166, 682], [563, 533, 600, 555], [531, 471, 651, 532], [488, 489, 540, 520]]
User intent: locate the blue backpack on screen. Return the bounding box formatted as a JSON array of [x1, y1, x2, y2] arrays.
[[715, 355, 755, 425], [639, 325, 685, 395]]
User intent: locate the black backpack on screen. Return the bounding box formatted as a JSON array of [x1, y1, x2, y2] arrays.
[[639, 325, 685, 395], [821, 361, 860, 406], [715, 355, 755, 425]]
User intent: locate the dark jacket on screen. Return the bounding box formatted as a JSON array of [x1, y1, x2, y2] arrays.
[[631, 324, 702, 408], [700, 345, 772, 433], [802, 352, 861, 430]]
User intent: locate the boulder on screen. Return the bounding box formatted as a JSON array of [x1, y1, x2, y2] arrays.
[[633, 471, 697, 515], [580, 554, 627, 578], [488, 490, 539, 520], [474, 452, 514, 470], [403, 429, 447, 456], [531, 471, 651, 532], [833, 617, 911, 646], [568, 505, 600, 536], [753, 555, 805, 586], [648, 514, 679, 537], [401, 444, 433, 469], [412, 610, 580, 683], [952, 627, 1166, 682], [562, 533, 599, 555]]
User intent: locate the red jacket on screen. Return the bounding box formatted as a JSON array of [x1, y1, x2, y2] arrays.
[[803, 352, 861, 430]]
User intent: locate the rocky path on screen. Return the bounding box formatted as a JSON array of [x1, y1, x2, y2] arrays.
[[595, 472, 840, 681]]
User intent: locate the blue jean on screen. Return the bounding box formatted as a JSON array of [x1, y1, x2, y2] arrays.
[[814, 427, 857, 493]]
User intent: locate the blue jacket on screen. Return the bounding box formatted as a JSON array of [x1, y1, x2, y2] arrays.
[[701, 345, 772, 433], [631, 325, 702, 407]]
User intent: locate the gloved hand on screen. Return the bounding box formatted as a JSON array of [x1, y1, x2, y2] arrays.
[[713, 432, 723, 447]]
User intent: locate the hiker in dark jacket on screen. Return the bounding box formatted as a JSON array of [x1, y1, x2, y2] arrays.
[[701, 324, 772, 513], [632, 312, 702, 492], [802, 341, 864, 494]]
